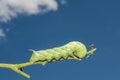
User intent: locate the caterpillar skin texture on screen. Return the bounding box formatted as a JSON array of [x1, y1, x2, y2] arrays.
[[29, 41, 96, 65]]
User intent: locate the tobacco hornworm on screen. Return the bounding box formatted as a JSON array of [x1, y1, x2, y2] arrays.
[[29, 41, 96, 65]]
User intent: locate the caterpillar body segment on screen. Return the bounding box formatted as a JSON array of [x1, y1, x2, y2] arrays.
[[29, 41, 96, 65]]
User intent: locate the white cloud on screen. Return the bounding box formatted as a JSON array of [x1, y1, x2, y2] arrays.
[[0, 0, 60, 22], [0, 28, 6, 39]]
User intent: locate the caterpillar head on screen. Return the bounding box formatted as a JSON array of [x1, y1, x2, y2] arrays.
[[70, 41, 96, 59], [70, 41, 88, 59]]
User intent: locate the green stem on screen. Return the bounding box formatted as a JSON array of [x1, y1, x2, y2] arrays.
[[0, 62, 34, 78], [87, 48, 97, 55]]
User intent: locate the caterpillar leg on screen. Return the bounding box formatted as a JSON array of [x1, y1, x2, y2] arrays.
[[59, 56, 68, 60], [48, 55, 69, 63], [47, 56, 67, 63], [73, 53, 81, 59], [47, 58, 58, 63], [68, 53, 81, 60]]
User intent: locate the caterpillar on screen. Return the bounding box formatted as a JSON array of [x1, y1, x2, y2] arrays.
[[29, 41, 96, 65]]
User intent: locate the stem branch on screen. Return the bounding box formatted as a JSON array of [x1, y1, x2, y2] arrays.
[[0, 62, 34, 78]]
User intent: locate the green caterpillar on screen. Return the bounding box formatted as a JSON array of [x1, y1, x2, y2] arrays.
[[29, 41, 96, 65], [0, 41, 96, 78]]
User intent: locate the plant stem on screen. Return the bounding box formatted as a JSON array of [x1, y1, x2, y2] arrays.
[[0, 62, 34, 78]]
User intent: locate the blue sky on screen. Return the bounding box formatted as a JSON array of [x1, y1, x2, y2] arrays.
[[0, 0, 120, 80]]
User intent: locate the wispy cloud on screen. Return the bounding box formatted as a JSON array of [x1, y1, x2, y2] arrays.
[[60, 0, 67, 5], [0, 0, 62, 22], [0, 28, 6, 39]]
